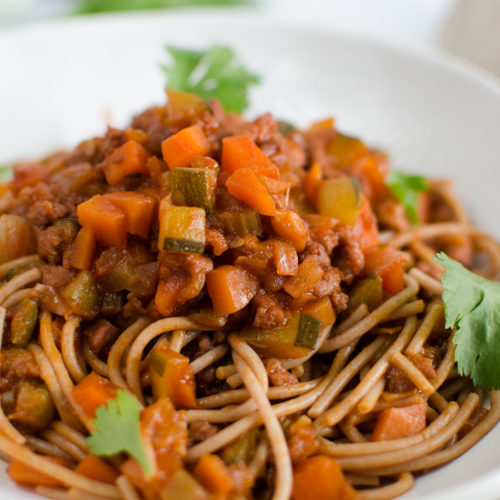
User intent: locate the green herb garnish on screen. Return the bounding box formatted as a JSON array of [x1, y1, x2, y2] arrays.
[[86, 390, 154, 476], [435, 252, 500, 390], [162, 45, 260, 113], [75, 0, 254, 14], [0, 166, 12, 183], [386, 170, 429, 224]]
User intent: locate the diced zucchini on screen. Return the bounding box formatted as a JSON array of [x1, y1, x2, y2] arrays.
[[61, 270, 99, 319], [239, 312, 321, 359], [345, 274, 383, 314], [11, 380, 55, 431], [317, 177, 362, 225], [54, 218, 80, 239], [218, 210, 262, 236], [100, 291, 123, 316], [188, 307, 227, 328], [171, 167, 217, 213], [327, 133, 368, 168], [222, 428, 259, 465], [0, 214, 35, 265], [10, 299, 38, 347], [159, 205, 206, 254]]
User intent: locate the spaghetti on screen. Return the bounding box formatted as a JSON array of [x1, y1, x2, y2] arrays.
[[0, 88, 499, 500]]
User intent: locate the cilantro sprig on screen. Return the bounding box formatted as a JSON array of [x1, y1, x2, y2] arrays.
[[162, 45, 260, 113], [435, 252, 500, 390], [75, 0, 255, 14], [386, 170, 429, 224], [87, 390, 154, 476]]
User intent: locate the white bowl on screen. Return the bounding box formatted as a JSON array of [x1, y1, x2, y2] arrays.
[[1, 9, 500, 500]]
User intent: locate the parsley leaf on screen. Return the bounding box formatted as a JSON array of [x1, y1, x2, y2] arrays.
[[0, 166, 12, 183], [386, 170, 429, 224], [435, 252, 500, 390], [86, 390, 154, 476], [162, 45, 260, 113], [75, 0, 254, 14]]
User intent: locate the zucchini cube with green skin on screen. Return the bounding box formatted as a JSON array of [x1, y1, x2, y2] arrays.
[[170, 167, 217, 213], [62, 270, 99, 319], [239, 312, 321, 359], [10, 299, 38, 347], [346, 274, 383, 315], [317, 177, 361, 225], [159, 205, 206, 254], [218, 210, 262, 236]]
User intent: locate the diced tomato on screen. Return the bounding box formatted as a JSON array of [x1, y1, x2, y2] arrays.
[[364, 246, 410, 294], [371, 402, 427, 441], [352, 197, 379, 253], [72, 372, 118, 419]]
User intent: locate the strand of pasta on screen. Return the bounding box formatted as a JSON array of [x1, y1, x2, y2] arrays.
[[0, 306, 26, 444], [384, 300, 425, 322], [51, 421, 89, 453], [315, 316, 418, 429], [360, 472, 414, 500], [41, 429, 86, 462], [319, 401, 458, 457], [169, 329, 186, 352], [357, 377, 386, 414], [2, 288, 34, 308], [83, 338, 109, 377], [197, 379, 321, 409], [190, 345, 228, 375], [0, 434, 121, 498], [339, 421, 367, 443], [0, 267, 41, 304], [0, 254, 42, 278], [389, 222, 469, 249], [232, 350, 292, 500], [39, 310, 92, 430], [440, 378, 471, 400], [405, 303, 443, 356], [389, 352, 435, 394], [431, 339, 457, 390], [125, 317, 212, 403], [307, 336, 389, 418], [408, 268, 443, 295], [320, 275, 418, 352], [345, 473, 380, 487], [470, 229, 500, 277], [248, 434, 268, 479], [409, 239, 442, 269], [68, 488, 117, 500], [116, 475, 141, 500], [107, 317, 151, 389], [28, 343, 83, 430], [36, 486, 70, 500], [61, 316, 86, 383], [25, 435, 74, 462]]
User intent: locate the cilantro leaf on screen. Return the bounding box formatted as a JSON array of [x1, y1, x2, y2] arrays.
[[386, 170, 429, 224], [75, 0, 254, 15], [435, 252, 500, 390], [0, 166, 12, 183], [86, 390, 154, 476], [162, 45, 260, 113]]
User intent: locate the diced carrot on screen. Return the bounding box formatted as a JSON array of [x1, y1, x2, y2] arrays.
[[221, 135, 280, 179], [146, 156, 167, 181], [283, 257, 324, 298], [257, 175, 291, 194], [301, 297, 336, 328], [371, 402, 427, 441], [352, 197, 379, 253], [364, 246, 410, 294], [8, 457, 70, 488], [194, 454, 235, 496], [104, 191, 156, 239], [125, 127, 149, 144], [226, 168, 276, 216], [77, 195, 127, 247], [304, 163, 322, 205], [270, 209, 308, 251], [72, 372, 118, 419], [75, 455, 119, 484], [10, 162, 48, 194], [102, 140, 150, 185], [353, 153, 389, 202], [273, 240, 299, 276], [292, 455, 356, 500], [307, 117, 335, 134], [149, 339, 198, 409], [70, 226, 95, 271], [161, 124, 211, 169], [206, 265, 258, 316]]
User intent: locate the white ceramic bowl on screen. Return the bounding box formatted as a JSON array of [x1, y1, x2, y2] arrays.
[[1, 10, 500, 500]]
